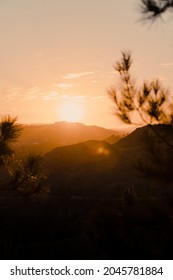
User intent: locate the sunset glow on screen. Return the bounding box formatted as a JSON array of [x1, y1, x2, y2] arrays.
[[0, 0, 172, 129], [58, 101, 85, 122], [0, 0, 173, 262]]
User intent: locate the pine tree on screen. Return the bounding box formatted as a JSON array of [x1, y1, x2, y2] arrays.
[[139, 0, 173, 22], [10, 153, 48, 197], [108, 51, 173, 184], [0, 116, 22, 166], [108, 51, 173, 128]]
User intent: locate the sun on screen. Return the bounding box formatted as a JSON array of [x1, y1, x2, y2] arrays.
[[58, 101, 85, 122]]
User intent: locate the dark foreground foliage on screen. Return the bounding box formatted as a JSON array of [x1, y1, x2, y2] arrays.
[[0, 191, 173, 259], [0, 115, 173, 259], [139, 0, 173, 22]]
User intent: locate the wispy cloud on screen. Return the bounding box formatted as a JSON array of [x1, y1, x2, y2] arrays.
[[42, 91, 59, 100], [24, 87, 44, 100], [63, 71, 95, 79], [153, 75, 168, 81], [56, 83, 73, 89], [4, 86, 108, 104], [90, 95, 108, 102], [161, 62, 173, 67], [5, 87, 22, 100], [152, 73, 173, 82], [4, 87, 59, 101], [72, 95, 86, 100], [59, 94, 86, 101], [110, 71, 118, 75]]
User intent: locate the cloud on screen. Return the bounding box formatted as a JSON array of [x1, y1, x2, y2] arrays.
[[90, 95, 108, 102], [4, 87, 22, 100], [161, 62, 173, 67], [71, 95, 86, 100], [153, 75, 168, 81], [152, 73, 173, 82], [4, 87, 59, 101], [90, 95, 106, 100], [42, 91, 59, 100], [24, 87, 44, 100], [4, 86, 47, 101], [63, 71, 95, 79], [59, 94, 86, 101], [56, 83, 73, 89], [110, 71, 118, 74]]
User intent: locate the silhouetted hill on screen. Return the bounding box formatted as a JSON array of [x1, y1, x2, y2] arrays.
[[43, 124, 173, 198], [43, 139, 132, 197], [1, 125, 173, 260], [44, 139, 112, 160], [114, 124, 173, 150], [12, 122, 125, 154], [105, 133, 128, 144]]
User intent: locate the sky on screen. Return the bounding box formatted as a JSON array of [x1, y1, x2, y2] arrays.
[[0, 0, 173, 129]]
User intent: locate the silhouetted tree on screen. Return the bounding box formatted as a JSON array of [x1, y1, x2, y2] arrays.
[[0, 116, 48, 196], [108, 51, 173, 184], [139, 0, 173, 22], [109, 51, 173, 125], [10, 153, 48, 197], [0, 116, 22, 166], [135, 125, 173, 184], [108, 51, 173, 141]]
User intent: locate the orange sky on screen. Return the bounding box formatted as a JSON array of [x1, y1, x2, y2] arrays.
[[0, 0, 173, 129]]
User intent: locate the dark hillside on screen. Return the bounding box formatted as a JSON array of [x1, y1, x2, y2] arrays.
[[105, 133, 128, 144], [1, 125, 173, 259], [43, 140, 130, 197], [43, 124, 173, 198], [114, 124, 173, 149]]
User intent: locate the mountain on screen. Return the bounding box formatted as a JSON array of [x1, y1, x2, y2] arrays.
[[105, 132, 128, 144], [43, 139, 131, 197], [114, 124, 173, 150], [43, 124, 173, 198], [1, 124, 173, 260], [12, 121, 125, 155], [43, 138, 138, 198]]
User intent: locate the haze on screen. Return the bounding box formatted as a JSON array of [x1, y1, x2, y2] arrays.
[[0, 0, 172, 128]]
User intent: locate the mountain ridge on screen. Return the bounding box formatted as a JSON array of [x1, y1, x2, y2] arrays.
[[13, 121, 128, 154], [43, 124, 173, 197]]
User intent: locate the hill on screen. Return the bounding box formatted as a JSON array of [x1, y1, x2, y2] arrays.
[[43, 138, 142, 198], [105, 132, 128, 144], [43, 124, 173, 198], [1, 124, 173, 259], [114, 124, 173, 149], [12, 122, 126, 155], [43, 140, 125, 197]]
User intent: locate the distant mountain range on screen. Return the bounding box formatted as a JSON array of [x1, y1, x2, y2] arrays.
[[13, 121, 129, 154]]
